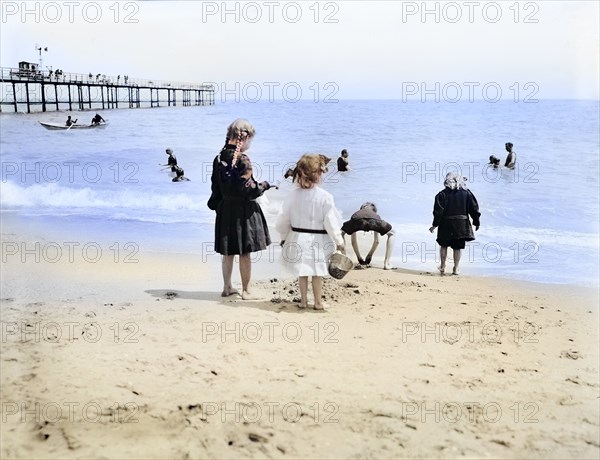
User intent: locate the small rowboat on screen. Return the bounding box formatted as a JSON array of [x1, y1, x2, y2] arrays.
[[39, 121, 109, 131]]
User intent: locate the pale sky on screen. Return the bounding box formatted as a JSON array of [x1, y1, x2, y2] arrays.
[[1, 0, 599, 99]]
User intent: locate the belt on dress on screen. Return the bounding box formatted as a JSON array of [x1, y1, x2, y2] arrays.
[[444, 215, 468, 220], [291, 226, 327, 234]]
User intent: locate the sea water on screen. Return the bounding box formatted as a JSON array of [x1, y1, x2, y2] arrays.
[[1, 100, 598, 286]]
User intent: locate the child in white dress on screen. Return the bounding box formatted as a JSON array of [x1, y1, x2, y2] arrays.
[[276, 154, 345, 310]]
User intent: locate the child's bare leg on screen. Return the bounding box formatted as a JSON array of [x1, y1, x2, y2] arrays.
[[452, 249, 462, 275], [240, 253, 261, 300], [312, 276, 327, 310], [384, 232, 395, 270], [438, 246, 447, 275], [221, 255, 239, 296], [365, 233, 379, 265], [351, 233, 364, 264], [298, 276, 308, 308]]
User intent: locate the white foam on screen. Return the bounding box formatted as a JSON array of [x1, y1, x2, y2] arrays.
[[1, 181, 205, 212]]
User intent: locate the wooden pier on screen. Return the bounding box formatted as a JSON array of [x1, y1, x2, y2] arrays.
[[0, 67, 215, 113]]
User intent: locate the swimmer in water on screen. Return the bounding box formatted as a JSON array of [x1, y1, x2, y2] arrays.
[[504, 142, 516, 169]]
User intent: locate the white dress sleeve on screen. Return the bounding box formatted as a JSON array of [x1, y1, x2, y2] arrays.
[[276, 192, 293, 242], [323, 193, 344, 247]]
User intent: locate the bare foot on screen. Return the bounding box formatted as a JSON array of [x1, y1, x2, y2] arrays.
[[437, 265, 445, 276], [314, 302, 329, 311], [242, 290, 265, 301], [221, 288, 240, 297], [383, 263, 395, 270], [452, 269, 460, 276], [298, 303, 308, 309]]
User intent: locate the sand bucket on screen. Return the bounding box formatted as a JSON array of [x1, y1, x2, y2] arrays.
[[328, 251, 354, 280]]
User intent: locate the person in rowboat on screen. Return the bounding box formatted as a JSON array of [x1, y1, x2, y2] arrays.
[[65, 115, 78, 127], [91, 113, 105, 125]]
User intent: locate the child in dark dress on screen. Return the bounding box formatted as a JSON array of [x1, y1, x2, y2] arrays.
[[208, 119, 271, 299], [429, 173, 481, 275]]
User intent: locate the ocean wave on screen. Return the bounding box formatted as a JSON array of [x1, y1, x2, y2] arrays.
[[388, 222, 599, 250], [1, 181, 206, 212]]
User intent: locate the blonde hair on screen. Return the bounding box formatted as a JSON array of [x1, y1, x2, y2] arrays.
[[293, 154, 323, 189], [226, 118, 255, 143], [444, 172, 468, 190], [226, 119, 256, 167]]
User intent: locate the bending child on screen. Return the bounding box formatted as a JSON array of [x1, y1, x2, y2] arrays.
[[276, 154, 344, 310], [341, 202, 395, 270]]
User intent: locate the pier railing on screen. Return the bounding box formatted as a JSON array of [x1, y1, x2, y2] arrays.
[[0, 67, 215, 112], [1, 67, 214, 91]]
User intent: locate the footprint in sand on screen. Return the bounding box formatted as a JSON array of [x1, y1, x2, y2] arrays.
[[21, 372, 37, 382], [178, 403, 202, 413], [26, 302, 44, 308], [558, 395, 578, 406], [490, 439, 511, 448], [248, 433, 269, 443], [34, 421, 52, 441], [561, 350, 582, 360]]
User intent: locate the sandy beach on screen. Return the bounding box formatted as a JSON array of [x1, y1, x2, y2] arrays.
[[1, 222, 599, 460], [2, 0, 599, 456]]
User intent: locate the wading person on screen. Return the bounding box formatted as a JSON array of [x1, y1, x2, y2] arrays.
[[337, 149, 350, 171], [504, 142, 516, 169], [161, 148, 178, 172]]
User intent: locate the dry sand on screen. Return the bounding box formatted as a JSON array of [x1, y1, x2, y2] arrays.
[[1, 229, 599, 459]]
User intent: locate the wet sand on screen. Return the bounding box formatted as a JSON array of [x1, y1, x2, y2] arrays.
[[1, 227, 599, 459]]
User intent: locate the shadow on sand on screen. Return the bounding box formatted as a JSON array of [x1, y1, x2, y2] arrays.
[[144, 289, 328, 314]]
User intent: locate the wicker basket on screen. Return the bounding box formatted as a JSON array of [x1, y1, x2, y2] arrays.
[[328, 251, 354, 280]]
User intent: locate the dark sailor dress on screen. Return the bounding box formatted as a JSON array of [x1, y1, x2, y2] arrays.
[[208, 144, 271, 255], [432, 188, 481, 249]]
